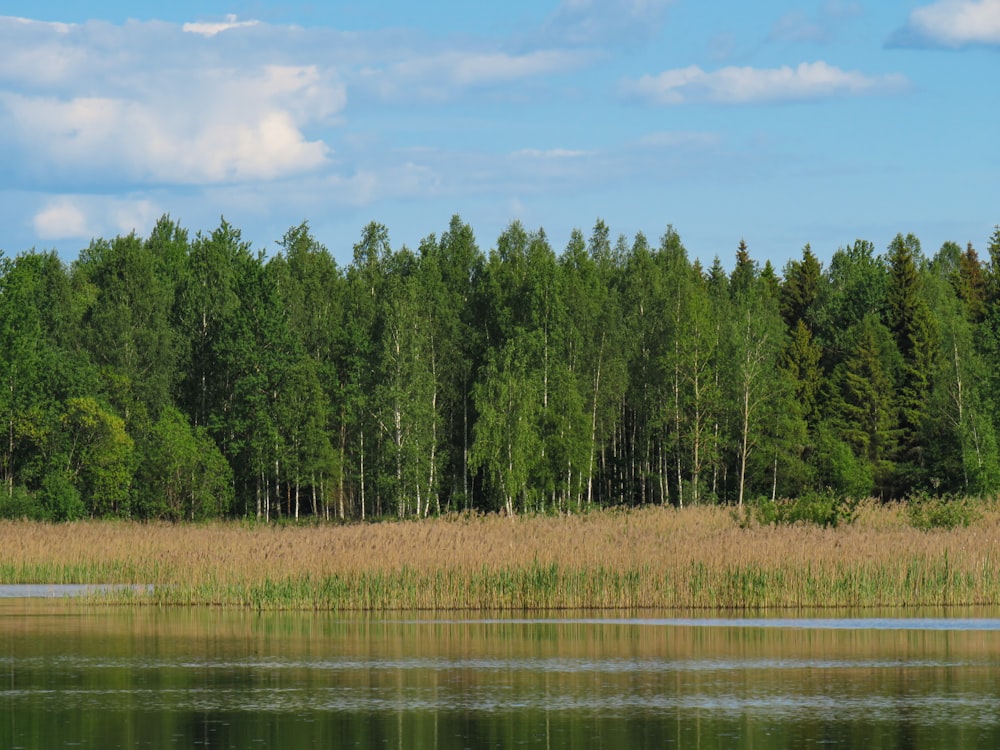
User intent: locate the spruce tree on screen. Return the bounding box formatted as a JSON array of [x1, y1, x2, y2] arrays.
[[886, 233, 938, 491]]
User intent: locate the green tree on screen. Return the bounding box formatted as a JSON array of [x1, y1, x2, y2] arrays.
[[619, 231, 670, 506], [724, 241, 786, 507], [782, 320, 823, 425], [74, 232, 180, 430], [985, 225, 1000, 305], [924, 263, 1000, 494], [176, 219, 248, 430], [278, 222, 343, 518], [425, 216, 486, 511], [0, 252, 93, 506], [658, 227, 723, 506], [951, 242, 988, 323], [780, 244, 822, 329], [886, 233, 938, 488], [473, 222, 564, 513], [813, 239, 888, 369], [559, 222, 627, 508], [373, 246, 444, 517], [340, 221, 392, 518], [135, 407, 232, 520], [61, 397, 135, 516], [471, 335, 541, 515], [825, 315, 900, 498]]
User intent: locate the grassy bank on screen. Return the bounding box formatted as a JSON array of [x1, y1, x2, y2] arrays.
[[2, 502, 999, 610]]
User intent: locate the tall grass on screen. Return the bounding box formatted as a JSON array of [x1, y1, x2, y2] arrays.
[[1, 502, 999, 610]]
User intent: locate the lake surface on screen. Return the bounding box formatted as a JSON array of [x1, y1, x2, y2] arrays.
[[2, 604, 1000, 748]]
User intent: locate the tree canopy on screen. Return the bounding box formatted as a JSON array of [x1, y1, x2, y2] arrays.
[[2, 216, 999, 521]]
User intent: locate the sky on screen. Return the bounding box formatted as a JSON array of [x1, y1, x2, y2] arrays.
[[1, 0, 998, 270]]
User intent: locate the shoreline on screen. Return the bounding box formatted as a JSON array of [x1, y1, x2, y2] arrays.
[[1, 503, 998, 610]]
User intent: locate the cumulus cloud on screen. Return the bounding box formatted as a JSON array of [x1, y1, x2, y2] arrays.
[[889, 0, 1000, 47], [0, 10, 731, 254], [622, 62, 909, 105], [0, 17, 343, 188], [32, 196, 164, 241], [33, 199, 90, 239]]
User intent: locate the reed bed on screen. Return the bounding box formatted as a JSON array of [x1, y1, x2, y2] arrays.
[[1, 502, 999, 610]]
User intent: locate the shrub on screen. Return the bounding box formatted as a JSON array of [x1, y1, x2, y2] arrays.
[[40, 471, 86, 522], [907, 493, 977, 531], [0, 485, 42, 520], [746, 490, 857, 528]]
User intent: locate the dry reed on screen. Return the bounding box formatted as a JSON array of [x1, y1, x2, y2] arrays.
[[1, 502, 999, 610]]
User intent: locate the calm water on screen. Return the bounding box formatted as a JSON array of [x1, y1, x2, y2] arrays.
[[2, 604, 1000, 748]]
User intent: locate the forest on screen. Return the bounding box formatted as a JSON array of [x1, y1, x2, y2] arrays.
[[1, 214, 999, 522]]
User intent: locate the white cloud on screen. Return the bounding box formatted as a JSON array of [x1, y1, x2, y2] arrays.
[[3, 16, 72, 34], [31, 196, 165, 242], [622, 62, 909, 105], [892, 0, 1000, 47], [183, 14, 260, 36], [0, 17, 344, 188], [33, 199, 90, 239], [1, 62, 341, 185]]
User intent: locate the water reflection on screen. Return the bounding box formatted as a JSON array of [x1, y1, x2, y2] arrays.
[[2, 605, 999, 748]]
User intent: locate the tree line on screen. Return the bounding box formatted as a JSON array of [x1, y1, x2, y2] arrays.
[[2, 215, 999, 521]]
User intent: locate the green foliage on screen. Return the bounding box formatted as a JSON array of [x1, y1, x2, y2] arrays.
[[4, 214, 1000, 522], [886, 233, 939, 484], [61, 397, 135, 517], [780, 244, 822, 328], [75, 232, 180, 428], [471, 336, 542, 515], [745, 490, 858, 528], [906, 492, 979, 530], [135, 407, 232, 520], [40, 471, 85, 521], [0, 486, 43, 520], [823, 314, 900, 498], [812, 422, 874, 499]]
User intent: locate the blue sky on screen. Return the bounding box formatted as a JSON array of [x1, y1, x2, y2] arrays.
[[1, 1, 998, 270]]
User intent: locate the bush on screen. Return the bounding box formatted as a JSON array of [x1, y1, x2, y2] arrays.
[[907, 493, 977, 530], [743, 490, 858, 529], [40, 471, 86, 522], [0, 485, 44, 520]]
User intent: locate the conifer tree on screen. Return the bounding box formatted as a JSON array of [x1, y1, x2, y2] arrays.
[[827, 314, 899, 498], [886, 233, 938, 488], [780, 244, 822, 330]]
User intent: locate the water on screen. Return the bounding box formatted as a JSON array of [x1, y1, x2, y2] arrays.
[[2, 604, 999, 748], [0, 584, 153, 598]]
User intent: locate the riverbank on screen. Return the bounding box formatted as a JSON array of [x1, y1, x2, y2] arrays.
[[1, 503, 998, 609]]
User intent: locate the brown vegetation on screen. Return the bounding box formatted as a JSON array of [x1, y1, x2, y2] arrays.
[[1, 503, 999, 609]]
